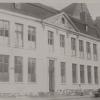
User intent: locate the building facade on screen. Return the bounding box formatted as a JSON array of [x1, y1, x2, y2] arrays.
[[0, 3, 99, 96]]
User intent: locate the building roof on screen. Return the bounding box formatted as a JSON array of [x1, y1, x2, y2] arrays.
[[61, 3, 100, 38], [69, 15, 100, 38], [0, 3, 59, 19]]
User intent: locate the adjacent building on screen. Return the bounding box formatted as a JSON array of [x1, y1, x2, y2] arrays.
[[0, 3, 99, 96]]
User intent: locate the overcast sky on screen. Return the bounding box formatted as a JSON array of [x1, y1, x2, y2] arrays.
[[1, 0, 100, 20]]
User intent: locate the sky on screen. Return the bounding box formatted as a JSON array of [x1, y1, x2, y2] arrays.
[[0, 0, 100, 20]]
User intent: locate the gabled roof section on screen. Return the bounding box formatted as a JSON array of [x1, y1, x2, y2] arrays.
[[0, 3, 59, 19], [44, 12, 79, 31]]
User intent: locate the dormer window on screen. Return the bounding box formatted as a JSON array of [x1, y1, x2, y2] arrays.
[[85, 24, 88, 32], [62, 17, 65, 24], [14, 3, 21, 9]]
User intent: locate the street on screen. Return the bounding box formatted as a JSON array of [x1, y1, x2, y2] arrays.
[[0, 96, 99, 100]]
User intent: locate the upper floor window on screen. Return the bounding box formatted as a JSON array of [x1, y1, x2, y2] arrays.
[[61, 62, 66, 83], [28, 26, 36, 42], [60, 34, 65, 48], [0, 20, 9, 37], [0, 55, 9, 82], [79, 40, 84, 58], [86, 42, 91, 59], [28, 58, 36, 82], [15, 23, 23, 47], [93, 44, 98, 61], [71, 38, 76, 56], [48, 31, 54, 45]]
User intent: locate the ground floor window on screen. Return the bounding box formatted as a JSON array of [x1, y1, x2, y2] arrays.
[[28, 58, 36, 82], [0, 55, 9, 82], [87, 65, 92, 84], [94, 66, 99, 84], [80, 65, 85, 83], [61, 62, 66, 83], [72, 63, 77, 83], [14, 56, 23, 82]]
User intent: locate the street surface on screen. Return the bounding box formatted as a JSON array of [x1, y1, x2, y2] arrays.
[[0, 96, 99, 100]]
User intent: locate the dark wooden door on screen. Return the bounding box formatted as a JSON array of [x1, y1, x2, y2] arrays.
[[49, 60, 55, 92]]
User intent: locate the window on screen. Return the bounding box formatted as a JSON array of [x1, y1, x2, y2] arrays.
[[62, 17, 65, 24], [0, 20, 9, 37], [86, 42, 91, 59], [0, 55, 9, 82], [28, 26, 36, 42], [61, 62, 66, 83], [15, 23, 23, 47], [14, 3, 21, 9], [60, 34, 65, 48], [71, 38, 76, 56], [94, 66, 99, 84], [48, 31, 54, 45], [72, 64, 77, 83], [14, 56, 23, 82], [93, 44, 98, 60], [28, 58, 36, 82], [87, 66, 92, 84], [80, 65, 85, 83], [79, 40, 84, 58]]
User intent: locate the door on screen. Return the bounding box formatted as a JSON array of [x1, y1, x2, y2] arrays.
[[49, 60, 55, 92]]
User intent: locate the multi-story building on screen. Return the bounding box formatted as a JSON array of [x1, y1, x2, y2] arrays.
[[0, 3, 99, 96]]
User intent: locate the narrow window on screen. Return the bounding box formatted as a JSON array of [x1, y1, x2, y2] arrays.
[[15, 23, 23, 47], [94, 66, 99, 84], [15, 56, 23, 82], [61, 62, 66, 83], [86, 42, 91, 59], [79, 40, 84, 58], [80, 65, 85, 83], [72, 64, 77, 83], [0, 55, 9, 82], [71, 38, 76, 56], [0, 20, 9, 37], [48, 31, 54, 45], [87, 66, 92, 84], [93, 44, 98, 61], [28, 26, 36, 42], [60, 34, 65, 48], [28, 58, 36, 82]]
